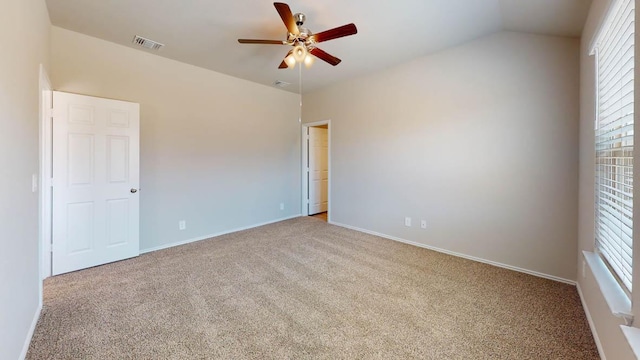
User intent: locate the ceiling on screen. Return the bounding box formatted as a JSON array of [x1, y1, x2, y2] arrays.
[[45, 0, 591, 93]]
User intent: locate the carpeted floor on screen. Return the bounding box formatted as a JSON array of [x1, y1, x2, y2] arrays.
[[28, 217, 598, 359]]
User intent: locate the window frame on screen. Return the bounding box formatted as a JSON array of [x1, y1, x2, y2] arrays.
[[591, 0, 635, 296]]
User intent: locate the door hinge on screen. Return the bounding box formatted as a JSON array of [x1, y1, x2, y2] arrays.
[[49, 178, 54, 188], [47, 108, 57, 119], [49, 107, 62, 119]]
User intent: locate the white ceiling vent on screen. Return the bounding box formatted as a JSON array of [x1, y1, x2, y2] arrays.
[[132, 35, 164, 50], [273, 80, 291, 88]]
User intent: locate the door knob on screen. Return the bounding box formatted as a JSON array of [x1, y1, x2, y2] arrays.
[[130, 188, 138, 193]]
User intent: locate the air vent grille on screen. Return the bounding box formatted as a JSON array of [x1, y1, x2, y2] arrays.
[[273, 80, 291, 88], [132, 35, 164, 51]]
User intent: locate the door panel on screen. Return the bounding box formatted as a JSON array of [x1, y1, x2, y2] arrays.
[[107, 136, 129, 183], [66, 202, 94, 254], [52, 91, 140, 275], [68, 134, 94, 185], [106, 198, 130, 246]]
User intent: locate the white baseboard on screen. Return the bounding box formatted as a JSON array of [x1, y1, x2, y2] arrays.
[[140, 214, 302, 254], [329, 221, 576, 285], [19, 303, 42, 360], [576, 283, 607, 360]]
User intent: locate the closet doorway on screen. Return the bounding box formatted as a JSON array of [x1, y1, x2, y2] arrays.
[[302, 121, 330, 222]]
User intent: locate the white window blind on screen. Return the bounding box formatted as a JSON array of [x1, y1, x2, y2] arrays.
[[594, 0, 635, 292]]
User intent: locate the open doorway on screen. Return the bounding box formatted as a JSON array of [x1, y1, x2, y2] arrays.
[[301, 121, 330, 222]]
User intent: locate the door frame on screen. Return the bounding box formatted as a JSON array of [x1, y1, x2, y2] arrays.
[[301, 120, 331, 222], [39, 64, 53, 283]]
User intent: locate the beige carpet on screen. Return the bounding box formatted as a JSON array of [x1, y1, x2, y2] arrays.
[[28, 217, 598, 359]]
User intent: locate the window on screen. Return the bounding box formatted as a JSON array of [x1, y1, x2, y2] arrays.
[[593, 0, 635, 292]]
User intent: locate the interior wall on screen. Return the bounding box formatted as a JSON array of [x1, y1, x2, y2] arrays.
[[51, 27, 301, 252], [577, 0, 635, 358], [0, 0, 51, 359], [303, 31, 580, 281]]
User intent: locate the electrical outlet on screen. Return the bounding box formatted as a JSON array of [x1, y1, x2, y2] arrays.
[[404, 217, 412, 227], [179, 220, 186, 230], [420, 220, 427, 229], [32, 174, 38, 193], [280, 203, 285, 210]]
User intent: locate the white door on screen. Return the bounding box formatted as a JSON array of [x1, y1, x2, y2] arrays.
[[52, 91, 140, 275], [308, 127, 328, 215]]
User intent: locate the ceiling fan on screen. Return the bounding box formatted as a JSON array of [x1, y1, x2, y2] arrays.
[[238, 2, 358, 69]]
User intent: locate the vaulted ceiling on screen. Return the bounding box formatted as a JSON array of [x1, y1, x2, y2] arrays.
[[46, 0, 591, 93]]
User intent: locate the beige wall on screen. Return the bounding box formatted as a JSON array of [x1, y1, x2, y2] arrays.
[[577, 0, 636, 358], [51, 27, 301, 252], [0, 0, 50, 359], [303, 31, 580, 281]]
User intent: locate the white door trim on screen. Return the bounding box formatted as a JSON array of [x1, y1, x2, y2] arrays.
[[39, 64, 53, 283], [301, 120, 331, 222]]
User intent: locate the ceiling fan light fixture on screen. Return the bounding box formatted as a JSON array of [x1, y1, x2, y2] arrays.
[[293, 44, 307, 62], [285, 54, 296, 68], [304, 54, 314, 68]]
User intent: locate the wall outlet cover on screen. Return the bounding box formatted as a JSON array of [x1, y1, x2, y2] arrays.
[[404, 217, 412, 227]]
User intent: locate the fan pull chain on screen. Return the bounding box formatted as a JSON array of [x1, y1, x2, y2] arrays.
[[298, 62, 302, 123]]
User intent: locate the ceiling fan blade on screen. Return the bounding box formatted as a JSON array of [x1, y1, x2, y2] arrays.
[[238, 39, 286, 45], [274, 2, 299, 35], [310, 23, 357, 43], [309, 47, 342, 66], [279, 50, 294, 69]]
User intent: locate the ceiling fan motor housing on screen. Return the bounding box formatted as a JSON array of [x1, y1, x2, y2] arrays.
[[299, 28, 312, 40], [292, 13, 312, 42]]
